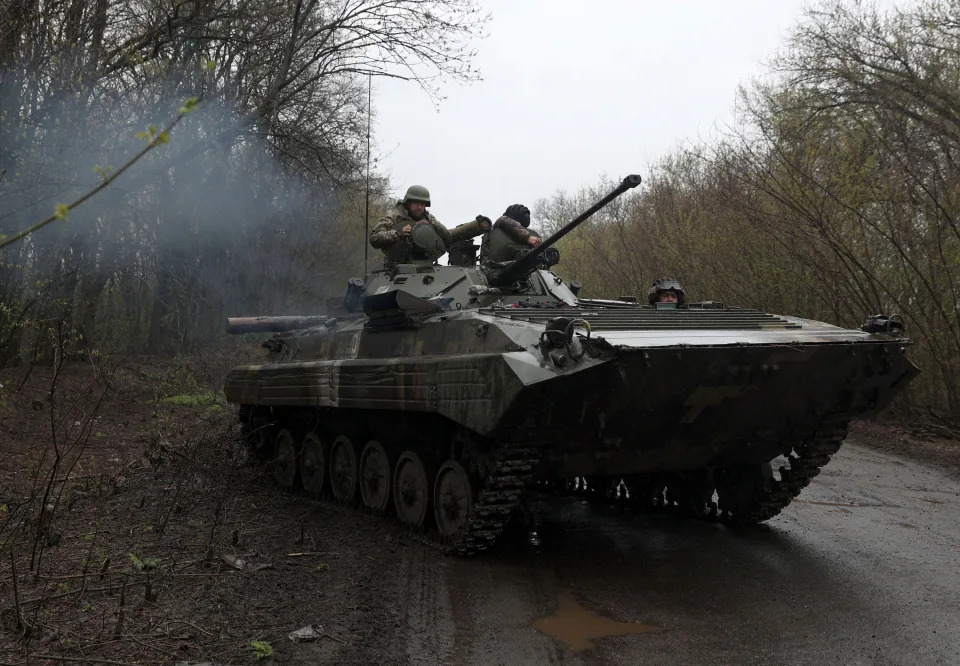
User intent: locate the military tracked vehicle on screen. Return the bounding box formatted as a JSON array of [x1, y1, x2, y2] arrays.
[[223, 175, 918, 554]]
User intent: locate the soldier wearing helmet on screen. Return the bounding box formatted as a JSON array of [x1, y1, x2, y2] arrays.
[[370, 185, 453, 263], [480, 203, 543, 265], [647, 277, 685, 306]]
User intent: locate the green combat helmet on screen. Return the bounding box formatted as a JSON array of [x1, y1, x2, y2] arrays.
[[403, 185, 431, 206]]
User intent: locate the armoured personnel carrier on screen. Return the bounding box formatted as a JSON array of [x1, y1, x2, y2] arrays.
[[223, 175, 918, 554]]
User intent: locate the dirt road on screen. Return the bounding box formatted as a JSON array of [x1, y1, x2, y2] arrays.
[[2, 367, 956, 666], [303, 440, 960, 665]]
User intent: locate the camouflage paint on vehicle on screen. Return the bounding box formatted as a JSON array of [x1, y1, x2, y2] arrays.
[[224, 175, 919, 553]]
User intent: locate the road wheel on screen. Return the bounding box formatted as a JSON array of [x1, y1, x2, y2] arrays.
[[240, 409, 273, 462], [359, 441, 392, 513], [715, 462, 773, 521], [394, 451, 430, 526], [300, 431, 327, 497], [272, 428, 299, 490], [434, 460, 474, 538], [624, 474, 665, 509], [329, 435, 358, 502], [666, 470, 717, 518]]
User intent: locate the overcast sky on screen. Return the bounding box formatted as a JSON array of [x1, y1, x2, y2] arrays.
[[373, 0, 811, 228]]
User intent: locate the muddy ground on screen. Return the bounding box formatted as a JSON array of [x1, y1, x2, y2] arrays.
[[0, 361, 957, 665]]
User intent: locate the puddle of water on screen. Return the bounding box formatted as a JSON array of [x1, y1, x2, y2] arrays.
[[533, 589, 660, 651]]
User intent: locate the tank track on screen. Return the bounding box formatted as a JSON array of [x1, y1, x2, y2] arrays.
[[442, 444, 539, 556], [552, 421, 849, 526], [721, 420, 848, 524], [239, 413, 538, 556]]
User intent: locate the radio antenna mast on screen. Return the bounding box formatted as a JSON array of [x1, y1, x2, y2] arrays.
[[364, 74, 372, 275]]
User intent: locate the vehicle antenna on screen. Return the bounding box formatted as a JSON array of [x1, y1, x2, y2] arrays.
[[364, 74, 372, 275]]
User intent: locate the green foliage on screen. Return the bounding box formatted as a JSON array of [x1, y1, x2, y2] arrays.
[[179, 97, 200, 115], [135, 124, 159, 142], [535, 0, 960, 422], [161, 393, 218, 407], [156, 356, 202, 398], [129, 551, 161, 571], [93, 164, 114, 180], [251, 640, 273, 660]]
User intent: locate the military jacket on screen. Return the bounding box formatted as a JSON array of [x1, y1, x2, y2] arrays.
[[482, 215, 541, 264], [369, 202, 452, 263]]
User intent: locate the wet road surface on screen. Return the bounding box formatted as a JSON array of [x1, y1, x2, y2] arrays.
[[312, 441, 960, 665]]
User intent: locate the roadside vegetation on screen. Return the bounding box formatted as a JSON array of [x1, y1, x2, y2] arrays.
[[0, 356, 388, 664], [0, 0, 485, 361], [542, 1, 960, 428], [1, 1, 958, 661], [1, 1, 955, 425], [0, 1, 486, 662]]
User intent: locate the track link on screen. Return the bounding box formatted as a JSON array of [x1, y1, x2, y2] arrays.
[[555, 421, 849, 526], [443, 445, 539, 556], [723, 421, 848, 524], [240, 414, 539, 556]]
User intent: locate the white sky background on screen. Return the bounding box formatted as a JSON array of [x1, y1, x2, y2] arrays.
[[373, 0, 811, 227]]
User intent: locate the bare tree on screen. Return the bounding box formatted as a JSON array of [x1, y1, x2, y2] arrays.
[[0, 0, 487, 363]]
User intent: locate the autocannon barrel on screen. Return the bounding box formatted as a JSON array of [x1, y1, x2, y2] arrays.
[[492, 174, 642, 285], [225, 316, 326, 334]]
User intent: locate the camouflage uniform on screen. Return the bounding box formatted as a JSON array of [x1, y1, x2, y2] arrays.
[[370, 202, 453, 263], [482, 215, 542, 264]]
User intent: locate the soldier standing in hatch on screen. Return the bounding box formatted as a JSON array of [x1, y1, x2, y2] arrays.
[[369, 185, 452, 263], [480, 204, 543, 264], [647, 277, 686, 305]]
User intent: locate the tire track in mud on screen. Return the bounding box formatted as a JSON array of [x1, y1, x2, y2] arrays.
[[399, 545, 457, 664], [321, 532, 460, 665], [441, 551, 568, 665], [283, 520, 414, 665]]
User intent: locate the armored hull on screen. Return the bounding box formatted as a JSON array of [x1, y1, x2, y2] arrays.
[[224, 176, 917, 553], [224, 273, 917, 553]]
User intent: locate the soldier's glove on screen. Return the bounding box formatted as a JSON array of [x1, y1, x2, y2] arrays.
[[503, 204, 531, 228], [475, 214, 492, 231]]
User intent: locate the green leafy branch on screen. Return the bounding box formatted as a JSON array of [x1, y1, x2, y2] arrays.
[[129, 551, 161, 571], [0, 96, 202, 251], [251, 640, 273, 659]]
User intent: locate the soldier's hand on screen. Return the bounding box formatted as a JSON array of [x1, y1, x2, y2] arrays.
[[401, 224, 412, 236], [475, 214, 492, 231], [527, 236, 542, 247]]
